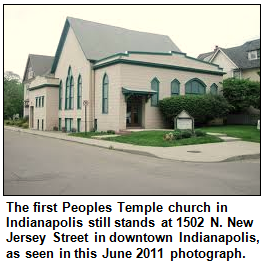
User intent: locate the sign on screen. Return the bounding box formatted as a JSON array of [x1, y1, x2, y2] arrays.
[[174, 110, 194, 131], [83, 100, 89, 106]]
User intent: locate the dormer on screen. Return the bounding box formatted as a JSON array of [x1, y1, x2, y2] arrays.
[[248, 49, 260, 60]]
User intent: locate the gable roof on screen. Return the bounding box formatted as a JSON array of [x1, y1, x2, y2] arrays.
[[51, 17, 181, 73], [23, 54, 54, 82], [197, 39, 260, 69]]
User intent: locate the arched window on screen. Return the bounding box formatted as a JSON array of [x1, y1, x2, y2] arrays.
[[65, 66, 72, 110], [151, 77, 159, 106], [185, 78, 206, 95], [77, 75, 82, 109], [171, 79, 180, 96], [102, 74, 109, 113], [210, 83, 218, 95], [59, 81, 63, 110], [69, 76, 74, 109], [65, 77, 69, 109]]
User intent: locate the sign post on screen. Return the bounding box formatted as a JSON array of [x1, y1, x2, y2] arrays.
[[83, 100, 89, 134]]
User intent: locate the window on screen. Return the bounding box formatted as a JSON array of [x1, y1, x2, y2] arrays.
[[59, 118, 61, 131], [35, 97, 38, 107], [69, 77, 74, 109], [171, 79, 180, 96], [151, 78, 159, 106], [28, 67, 34, 79], [65, 118, 73, 132], [42, 96, 44, 107], [77, 75, 82, 109], [233, 70, 240, 79], [185, 78, 206, 95], [38, 97, 41, 107], [65, 66, 73, 110], [210, 83, 218, 95], [77, 118, 81, 132], [59, 81, 63, 110], [248, 50, 259, 60], [102, 74, 109, 113]]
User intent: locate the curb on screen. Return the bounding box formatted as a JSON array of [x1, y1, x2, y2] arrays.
[[4, 126, 260, 163]]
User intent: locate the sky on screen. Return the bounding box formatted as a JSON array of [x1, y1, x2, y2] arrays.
[[4, 5, 260, 78]]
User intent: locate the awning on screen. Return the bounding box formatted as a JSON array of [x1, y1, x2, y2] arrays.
[[122, 87, 156, 102]]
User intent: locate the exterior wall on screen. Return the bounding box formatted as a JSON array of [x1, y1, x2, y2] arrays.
[[120, 64, 223, 129], [23, 83, 30, 117], [28, 87, 46, 130], [122, 53, 222, 72], [46, 88, 59, 130], [241, 68, 260, 81], [94, 64, 122, 131], [55, 27, 92, 132], [94, 62, 223, 131], [211, 50, 237, 78]]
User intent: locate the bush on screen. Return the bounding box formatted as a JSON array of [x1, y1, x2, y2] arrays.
[[222, 78, 260, 113], [5, 121, 11, 125], [181, 130, 192, 138], [22, 123, 29, 129], [15, 120, 24, 127], [71, 128, 77, 133], [163, 132, 175, 141], [195, 129, 206, 137], [53, 126, 58, 131], [22, 116, 29, 123], [61, 127, 66, 133], [159, 94, 231, 126], [173, 130, 182, 140], [107, 130, 115, 134]]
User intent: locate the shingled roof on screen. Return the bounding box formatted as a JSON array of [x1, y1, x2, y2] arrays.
[[51, 17, 181, 72], [23, 54, 54, 82], [197, 39, 260, 69]]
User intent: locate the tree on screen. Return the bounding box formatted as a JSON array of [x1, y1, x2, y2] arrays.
[[222, 78, 260, 113], [4, 71, 24, 119]]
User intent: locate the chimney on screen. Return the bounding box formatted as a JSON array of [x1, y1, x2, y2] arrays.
[[214, 45, 219, 52]]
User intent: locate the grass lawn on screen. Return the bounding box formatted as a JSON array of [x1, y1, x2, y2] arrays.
[[69, 132, 112, 138], [103, 131, 222, 147], [199, 125, 260, 143]]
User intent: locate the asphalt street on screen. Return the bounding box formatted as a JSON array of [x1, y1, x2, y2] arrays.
[[4, 130, 260, 195]]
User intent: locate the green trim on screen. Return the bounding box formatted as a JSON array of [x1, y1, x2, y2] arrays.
[[94, 50, 223, 71], [151, 77, 160, 107], [29, 84, 59, 91], [210, 83, 218, 95], [102, 73, 109, 114], [122, 87, 156, 102], [93, 59, 225, 76], [51, 20, 70, 73]]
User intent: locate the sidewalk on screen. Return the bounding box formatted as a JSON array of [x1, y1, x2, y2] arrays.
[[4, 126, 260, 163]]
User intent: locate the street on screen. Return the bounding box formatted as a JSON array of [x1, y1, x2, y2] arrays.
[[4, 130, 260, 195]]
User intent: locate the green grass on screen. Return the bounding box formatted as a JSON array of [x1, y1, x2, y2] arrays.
[[68, 132, 111, 138], [199, 125, 260, 143], [103, 131, 222, 147]]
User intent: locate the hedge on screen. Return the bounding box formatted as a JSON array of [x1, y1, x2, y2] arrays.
[[159, 94, 231, 125]]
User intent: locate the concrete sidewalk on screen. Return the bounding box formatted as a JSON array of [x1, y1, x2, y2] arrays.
[[4, 126, 260, 162]]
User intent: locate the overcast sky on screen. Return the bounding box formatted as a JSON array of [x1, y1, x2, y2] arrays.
[[4, 5, 260, 78]]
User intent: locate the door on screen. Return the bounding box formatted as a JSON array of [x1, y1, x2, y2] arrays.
[[126, 96, 142, 127], [42, 119, 44, 130], [30, 106, 34, 128]]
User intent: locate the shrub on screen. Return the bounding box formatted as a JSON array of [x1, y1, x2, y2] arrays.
[[173, 131, 182, 140], [195, 129, 206, 137], [71, 128, 77, 133], [22, 123, 29, 129], [222, 78, 260, 113], [163, 132, 175, 141], [181, 130, 192, 138], [22, 116, 29, 123], [15, 120, 24, 127], [107, 130, 115, 134], [5, 121, 11, 125], [53, 126, 58, 131], [159, 94, 231, 126], [61, 127, 66, 133]]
